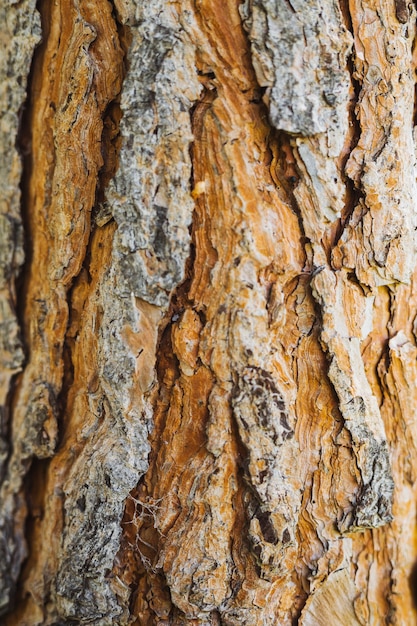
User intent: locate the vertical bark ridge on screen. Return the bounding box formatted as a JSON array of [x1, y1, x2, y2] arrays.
[[0, 0, 41, 613], [0, 0, 40, 461], [2, 0, 127, 619]]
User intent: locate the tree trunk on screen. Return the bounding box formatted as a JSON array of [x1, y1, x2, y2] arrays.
[[2, 0, 417, 623]]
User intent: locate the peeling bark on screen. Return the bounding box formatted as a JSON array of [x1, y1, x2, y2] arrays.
[[2, 0, 417, 624]]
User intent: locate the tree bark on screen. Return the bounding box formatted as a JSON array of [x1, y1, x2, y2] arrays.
[[1, 0, 417, 623]]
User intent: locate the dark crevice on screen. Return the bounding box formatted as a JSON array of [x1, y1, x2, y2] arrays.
[[6, 10, 43, 468], [115, 54, 216, 625], [334, 0, 365, 239], [270, 131, 313, 277], [13, 13, 42, 377], [386, 286, 398, 338], [409, 559, 417, 609], [15, 0, 53, 337], [7, 1, 130, 619], [413, 27, 417, 131], [92, 6, 131, 230], [338, 0, 354, 37], [60, 7, 129, 446], [394, 0, 409, 23], [1, 0, 45, 616]]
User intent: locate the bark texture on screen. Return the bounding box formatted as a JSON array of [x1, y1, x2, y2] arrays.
[[2, 0, 417, 624]]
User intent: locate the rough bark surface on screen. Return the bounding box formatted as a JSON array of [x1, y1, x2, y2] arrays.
[[2, 0, 417, 624]]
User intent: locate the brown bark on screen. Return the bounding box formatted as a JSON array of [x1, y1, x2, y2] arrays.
[[1, 0, 417, 624]]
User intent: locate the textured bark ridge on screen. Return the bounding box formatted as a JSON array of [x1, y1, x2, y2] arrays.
[[2, 0, 417, 624], [106, 1, 200, 307], [0, 0, 41, 612], [240, 0, 353, 136]]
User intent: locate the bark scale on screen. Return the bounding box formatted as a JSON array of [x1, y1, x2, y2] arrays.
[[1, 0, 417, 624]]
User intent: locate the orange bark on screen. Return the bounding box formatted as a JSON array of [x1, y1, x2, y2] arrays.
[[2, 0, 417, 624]]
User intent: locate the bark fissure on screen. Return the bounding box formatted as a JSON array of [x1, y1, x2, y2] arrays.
[[1, 0, 131, 618], [0, 0, 41, 612], [242, 0, 396, 539], [2, 2, 41, 484]]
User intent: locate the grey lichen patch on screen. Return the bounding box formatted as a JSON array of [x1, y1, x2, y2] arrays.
[[0, 491, 27, 616], [340, 438, 393, 531], [0, 0, 41, 233], [54, 402, 150, 622], [232, 367, 300, 575], [51, 265, 160, 622], [107, 0, 201, 307], [43, 252, 163, 622], [312, 268, 394, 530], [240, 0, 352, 136], [17, 380, 58, 459]]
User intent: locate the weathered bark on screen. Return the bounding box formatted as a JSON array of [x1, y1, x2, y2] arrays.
[[1, 0, 417, 623]]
